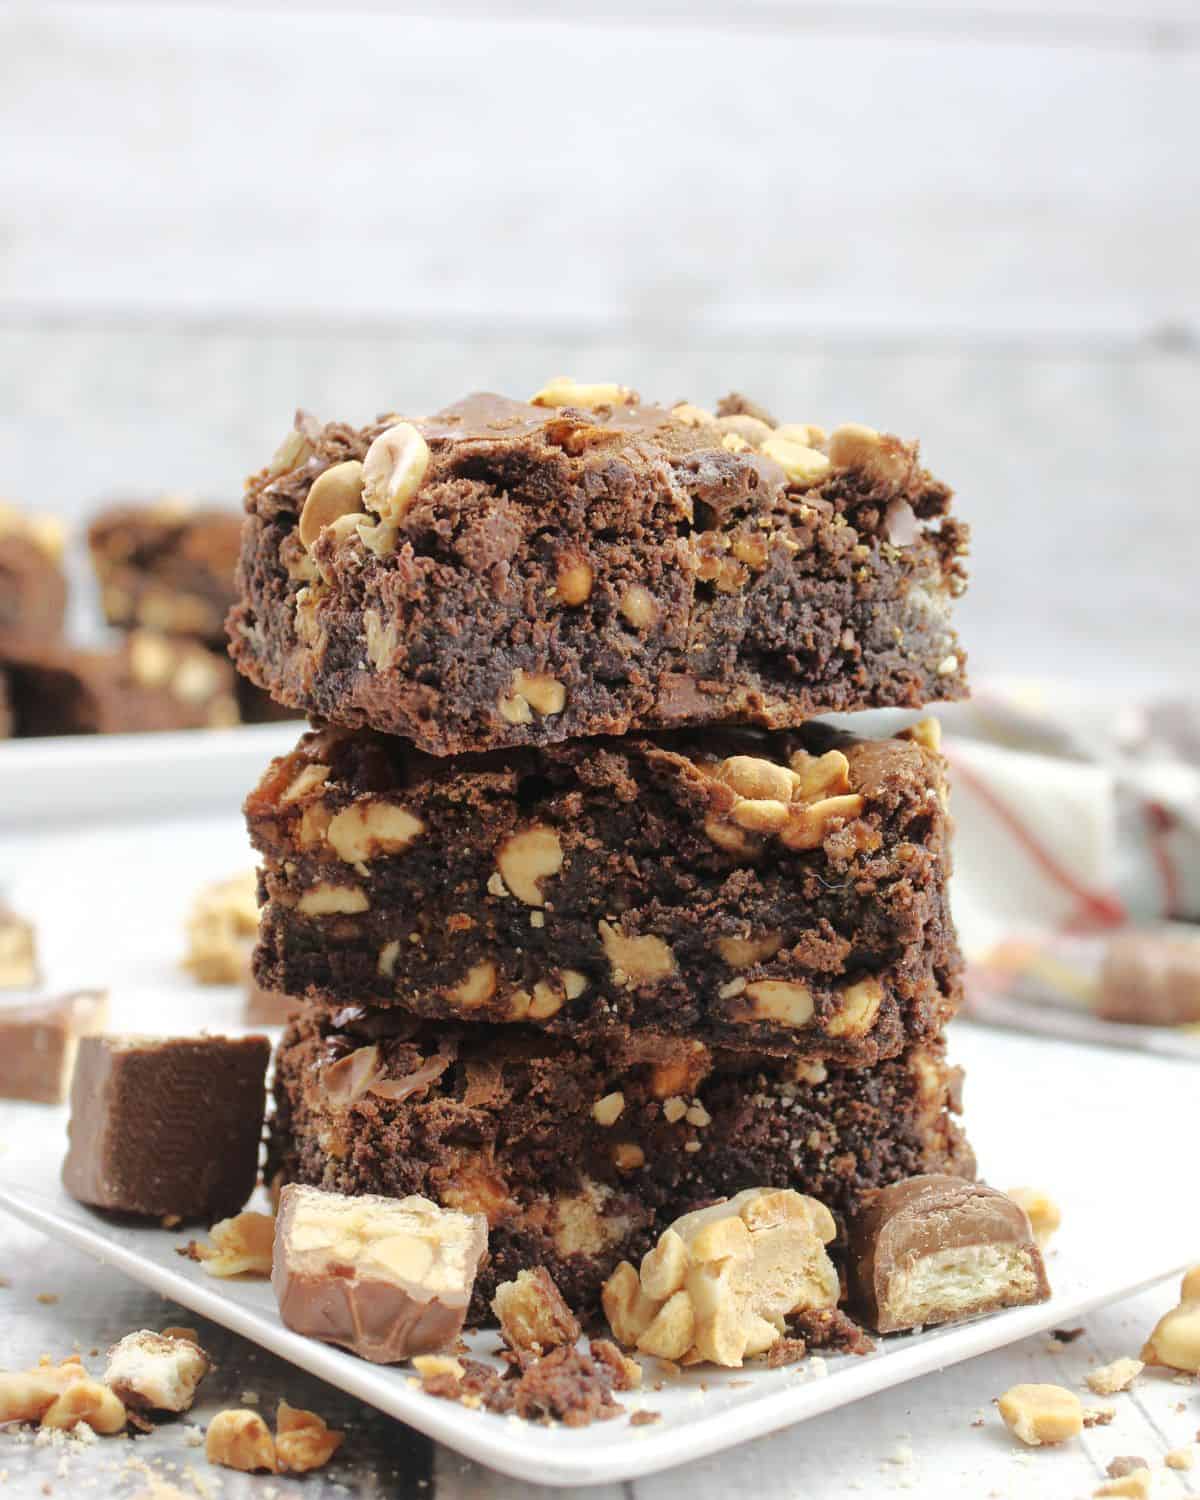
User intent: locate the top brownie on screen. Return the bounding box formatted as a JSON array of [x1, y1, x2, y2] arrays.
[[229, 382, 969, 755], [0, 502, 67, 642]]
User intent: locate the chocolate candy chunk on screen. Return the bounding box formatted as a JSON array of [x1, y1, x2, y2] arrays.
[[272, 1184, 488, 1363], [847, 1174, 1049, 1334], [1098, 928, 1200, 1026], [0, 905, 38, 990], [62, 1034, 270, 1220], [0, 990, 108, 1104]]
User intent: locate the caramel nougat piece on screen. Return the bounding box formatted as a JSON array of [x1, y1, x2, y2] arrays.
[[272, 1184, 488, 1363]]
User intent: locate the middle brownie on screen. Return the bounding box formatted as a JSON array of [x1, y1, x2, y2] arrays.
[[249, 718, 958, 1064]]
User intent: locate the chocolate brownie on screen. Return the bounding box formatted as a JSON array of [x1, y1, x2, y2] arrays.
[[0, 629, 238, 736], [89, 498, 242, 648], [0, 502, 67, 640], [247, 718, 959, 1063], [228, 388, 968, 754], [267, 1007, 973, 1318]]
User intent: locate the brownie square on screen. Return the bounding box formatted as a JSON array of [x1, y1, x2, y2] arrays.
[[267, 1007, 972, 1319], [247, 718, 959, 1065], [228, 390, 968, 754]]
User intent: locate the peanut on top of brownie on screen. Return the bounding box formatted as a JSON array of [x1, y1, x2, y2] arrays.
[[246, 717, 959, 1063], [229, 383, 968, 755]]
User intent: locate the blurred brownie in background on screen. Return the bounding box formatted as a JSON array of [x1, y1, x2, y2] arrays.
[[0, 501, 68, 641], [87, 496, 297, 724], [0, 629, 238, 737], [88, 498, 241, 647]]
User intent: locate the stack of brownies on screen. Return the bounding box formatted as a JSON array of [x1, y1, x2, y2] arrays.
[[230, 381, 973, 1320]]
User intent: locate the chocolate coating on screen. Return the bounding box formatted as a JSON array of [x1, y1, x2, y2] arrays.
[[62, 1034, 270, 1221], [272, 1184, 488, 1363], [847, 1174, 1050, 1333], [0, 990, 108, 1104]]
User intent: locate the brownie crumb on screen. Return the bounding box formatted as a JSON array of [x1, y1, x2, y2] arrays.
[[1107, 1457, 1149, 1478], [789, 1307, 875, 1356], [1052, 1326, 1085, 1343], [630, 1410, 661, 1427], [511, 1345, 623, 1428], [1084, 1407, 1116, 1428], [766, 1337, 809, 1368]]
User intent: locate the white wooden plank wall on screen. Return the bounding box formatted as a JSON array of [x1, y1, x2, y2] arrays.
[[1, 0, 1198, 688]]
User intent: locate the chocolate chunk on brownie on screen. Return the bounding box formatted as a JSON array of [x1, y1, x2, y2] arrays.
[[228, 388, 968, 754], [247, 717, 959, 1063], [267, 1008, 973, 1318], [0, 502, 67, 640], [0, 630, 238, 736], [89, 498, 242, 648]]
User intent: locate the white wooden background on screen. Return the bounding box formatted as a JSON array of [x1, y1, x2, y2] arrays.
[[2, 0, 1199, 688]]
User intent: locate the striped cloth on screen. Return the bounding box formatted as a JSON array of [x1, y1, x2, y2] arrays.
[[934, 682, 1200, 1054]]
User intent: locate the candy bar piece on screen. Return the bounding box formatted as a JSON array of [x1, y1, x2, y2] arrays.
[[228, 393, 968, 756], [103, 1329, 211, 1412], [248, 718, 960, 1065], [62, 1033, 270, 1220], [0, 991, 109, 1104], [1097, 928, 1200, 1026], [268, 1008, 973, 1319], [0, 904, 37, 990], [243, 978, 298, 1026], [846, 1174, 1050, 1334], [272, 1183, 488, 1363], [88, 499, 242, 648]]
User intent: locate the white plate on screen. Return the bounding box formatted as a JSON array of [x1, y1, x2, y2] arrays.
[[0, 1026, 1194, 1488]]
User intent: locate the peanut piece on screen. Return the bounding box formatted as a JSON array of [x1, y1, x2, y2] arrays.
[[297, 882, 369, 916], [275, 1401, 344, 1474], [1005, 1187, 1061, 1249], [445, 961, 498, 1008], [530, 377, 636, 409], [492, 1267, 581, 1354], [715, 754, 796, 803], [498, 668, 567, 723], [496, 824, 563, 907], [592, 1091, 625, 1127], [191, 1211, 276, 1278], [362, 422, 430, 528], [788, 748, 852, 801], [556, 555, 594, 605], [827, 422, 910, 482], [997, 1383, 1083, 1446], [326, 801, 424, 863], [299, 460, 366, 549], [779, 794, 865, 851], [41, 1379, 126, 1434], [1141, 1265, 1200, 1373], [599, 921, 676, 985], [636, 1291, 695, 1361], [1085, 1359, 1143, 1396], [619, 584, 658, 629], [716, 932, 783, 968], [824, 977, 883, 1039], [760, 435, 832, 486], [602, 1262, 660, 1347], [730, 797, 790, 833], [742, 980, 814, 1027], [206, 1408, 277, 1472], [640, 1229, 689, 1301]]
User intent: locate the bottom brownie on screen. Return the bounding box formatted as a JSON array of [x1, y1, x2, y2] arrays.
[[268, 1009, 972, 1319]]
